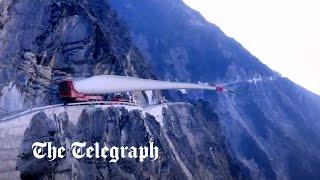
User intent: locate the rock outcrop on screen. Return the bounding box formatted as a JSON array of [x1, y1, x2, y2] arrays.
[[0, 103, 246, 179], [0, 0, 153, 113]]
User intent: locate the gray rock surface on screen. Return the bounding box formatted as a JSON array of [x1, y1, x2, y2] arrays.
[[0, 0, 153, 114], [0, 1, 247, 179], [0, 103, 246, 179], [109, 0, 320, 179]]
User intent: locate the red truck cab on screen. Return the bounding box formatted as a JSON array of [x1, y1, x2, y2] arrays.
[[58, 80, 103, 102]]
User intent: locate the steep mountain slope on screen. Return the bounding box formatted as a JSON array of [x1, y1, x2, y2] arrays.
[[109, 0, 277, 83], [109, 0, 320, 179], [0, 0, 246, 179]]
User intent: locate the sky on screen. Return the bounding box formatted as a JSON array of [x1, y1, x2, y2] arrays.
[[183, 0, 320, 95]]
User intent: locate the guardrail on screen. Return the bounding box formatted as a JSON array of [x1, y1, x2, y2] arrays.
[[0, 101, 191, 123], [66, 101, 137, 107], [0, 101, 138, 122], [0, 104, 64, 122]]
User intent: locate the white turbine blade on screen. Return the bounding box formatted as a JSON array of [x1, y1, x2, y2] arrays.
[[73, 75, 218, 94]]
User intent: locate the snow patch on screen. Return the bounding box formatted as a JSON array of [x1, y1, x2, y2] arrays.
[[145, 90, 153, 105], [142, 104, 167, 126], [0, 83, 24, 113], [247, 76, 262, 84], [179, 89, 187, 94]]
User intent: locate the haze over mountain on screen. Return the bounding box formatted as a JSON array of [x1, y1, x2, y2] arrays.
[[183, 0, 320, 96], [109, 0, 320, 179]]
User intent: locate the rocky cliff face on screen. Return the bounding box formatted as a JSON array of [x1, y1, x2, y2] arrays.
[[109, 0, 278, 83], [0, 0, 247, 179], [0, 103, 245, 179], [214, 79, 320, 180], [109, 0, 320, 179], [0, 0, 153, 114]]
